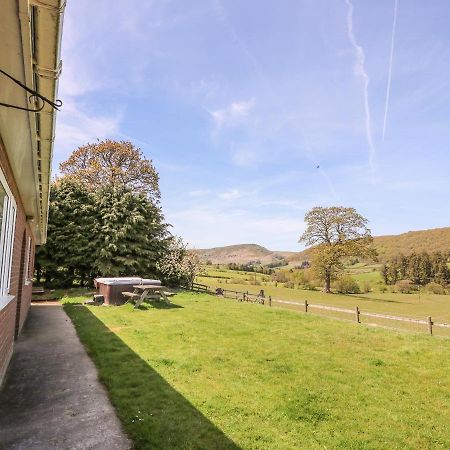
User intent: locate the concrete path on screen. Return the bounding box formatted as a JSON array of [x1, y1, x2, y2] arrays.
[[0, 304, 132, 450]]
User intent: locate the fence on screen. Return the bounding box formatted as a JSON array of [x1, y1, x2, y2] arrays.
[[191, 282, 210, 293], [191, 284, 450, 338]]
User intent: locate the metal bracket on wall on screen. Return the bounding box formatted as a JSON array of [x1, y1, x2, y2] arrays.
[[0, 68, 62, 112], [29, 0, 67, 14]]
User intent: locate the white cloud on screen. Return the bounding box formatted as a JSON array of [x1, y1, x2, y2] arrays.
[[168, 204, 305, 250], [218, 188, 242, 200], [210, 99, 254, 128], [54, 0, 125, 166], [231, 147, 258, 167], [188, 189, 211, 197]]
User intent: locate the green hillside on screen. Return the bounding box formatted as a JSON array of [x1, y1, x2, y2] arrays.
[[194, 244, 296, 265], [373, 227, 450, 260], [194, 227, 450, 265], [290, 227, 450, 263]]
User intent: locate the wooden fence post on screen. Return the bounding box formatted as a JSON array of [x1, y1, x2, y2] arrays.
[[269, 296, 272, 307], [304, 300, 308, 313], [246, 291, 249, 302], [428, 316, 433, 335], [242, 293, 245, 302], [235, 291, 238, 301], [355, 306, 360, 323]]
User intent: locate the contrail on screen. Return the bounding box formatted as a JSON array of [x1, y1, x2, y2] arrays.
[[382, 0, 399, 141], [345, 0, 376, 176]]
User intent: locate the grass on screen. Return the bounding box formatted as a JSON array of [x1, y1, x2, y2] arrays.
[[197, 269, 450, 323], [63, 291, 450, 449]]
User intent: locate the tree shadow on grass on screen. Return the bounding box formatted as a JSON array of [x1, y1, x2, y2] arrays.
[[136, 301, 184, 311], [64, 305, 240, 450], [345, 294, 411, 304]]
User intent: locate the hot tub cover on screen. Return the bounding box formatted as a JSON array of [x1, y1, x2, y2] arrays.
[[94, 277, 162, 286]]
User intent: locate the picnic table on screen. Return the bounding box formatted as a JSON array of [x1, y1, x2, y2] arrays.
[[122, 285, 173, 309]]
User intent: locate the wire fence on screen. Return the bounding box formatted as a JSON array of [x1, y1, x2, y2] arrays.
[[191, 284, 450, 338]]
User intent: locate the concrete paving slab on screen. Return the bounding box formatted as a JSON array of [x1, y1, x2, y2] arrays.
[[0, 304, 132, 450]]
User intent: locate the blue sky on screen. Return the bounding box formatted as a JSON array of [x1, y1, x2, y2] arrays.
[[54, 0, 450, 251]]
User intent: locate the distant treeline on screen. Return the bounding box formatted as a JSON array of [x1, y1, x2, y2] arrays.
[[226, 262, 276, 274], [381, 252, 450, 286]]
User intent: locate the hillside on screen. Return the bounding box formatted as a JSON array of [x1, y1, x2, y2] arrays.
[[373, 227, 450, 260], [291, 227, 450, 262], [194, 227, 450, 265], [193, 244, 296, 265]]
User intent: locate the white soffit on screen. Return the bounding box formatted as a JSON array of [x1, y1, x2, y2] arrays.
[[0, 0, 64, 244]]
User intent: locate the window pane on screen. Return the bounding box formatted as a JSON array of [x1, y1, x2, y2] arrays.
[[0, 184, 6, 292], [0, 183, 5, 220]]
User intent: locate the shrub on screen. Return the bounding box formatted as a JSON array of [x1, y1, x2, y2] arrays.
[[284, 281, 295, 289], [302, 282, 317, 291], [156, 237, 199, 288], [426, 282, 446, 295], [395, 280, 416, 294], [379, 284, 388, 293], [335, 276, 360, 294], [273, 271, 288, 283], [361, 280, 372, 293]]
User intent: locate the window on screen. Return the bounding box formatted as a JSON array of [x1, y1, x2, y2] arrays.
[[0, 169, 17, 298], [24, 236, 32, 285]]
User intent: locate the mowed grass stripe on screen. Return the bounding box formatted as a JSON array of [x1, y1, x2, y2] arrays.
[[64, 292, 450, 449], [196, 273, 450, 322]]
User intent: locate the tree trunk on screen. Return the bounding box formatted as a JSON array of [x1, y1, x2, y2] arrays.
[[324, 271, 331, 293]]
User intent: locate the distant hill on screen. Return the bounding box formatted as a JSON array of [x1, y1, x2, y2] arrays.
[[372, 227, 450, 260], [193, 244, 296, 265], [292, 227, 450, 262], [194, 227, 450, 265]]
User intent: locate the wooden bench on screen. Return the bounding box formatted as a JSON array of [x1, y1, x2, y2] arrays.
[[122, 292, 140, 300], [123, 285, 173, 309], [32, 286, 45, 295]]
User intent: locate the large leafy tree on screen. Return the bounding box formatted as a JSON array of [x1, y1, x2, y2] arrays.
[[36, 179, 97, 286], [36, 183, 170, 285], [36, 140, 171, 286], [59, 139, 160, 202], [299, 206, 375, 293], [94, 186, 169, 277]]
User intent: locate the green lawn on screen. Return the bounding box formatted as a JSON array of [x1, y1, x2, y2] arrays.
[[64, 291, 450, 449], [197, 271, 450, 323]]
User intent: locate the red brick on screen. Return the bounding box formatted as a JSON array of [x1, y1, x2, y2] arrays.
[[0, 137, 36, 384]]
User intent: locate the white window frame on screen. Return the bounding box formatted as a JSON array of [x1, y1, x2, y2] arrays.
[[0, 167, 17, 304], [24, 236, 32, 285]]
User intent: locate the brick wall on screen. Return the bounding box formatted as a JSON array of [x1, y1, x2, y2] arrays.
[[0, 137, 36, 385], [0, 299, 15, 384]]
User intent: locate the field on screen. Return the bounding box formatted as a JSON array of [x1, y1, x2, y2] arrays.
[[63, 291, 450, 449], [196, 267, 450, 326]]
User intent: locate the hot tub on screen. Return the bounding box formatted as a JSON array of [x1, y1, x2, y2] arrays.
[[94, 277, 162, 305]]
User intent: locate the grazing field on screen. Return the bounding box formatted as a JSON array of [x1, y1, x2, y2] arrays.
[[196, 268, 450, 324], [63, 291, 450, 449]]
